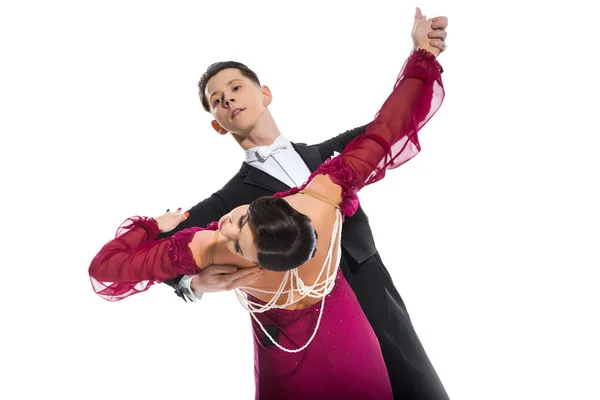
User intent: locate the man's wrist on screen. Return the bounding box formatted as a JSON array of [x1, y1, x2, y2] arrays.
[[179, 275, 204, 302]]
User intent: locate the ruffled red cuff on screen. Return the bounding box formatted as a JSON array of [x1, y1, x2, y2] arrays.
[[310, 157, 360, 216], [167, 227, 203, 275], [115, 216, 160, 240], [273, 156, 360, 217], [399, 48, 441, 83]]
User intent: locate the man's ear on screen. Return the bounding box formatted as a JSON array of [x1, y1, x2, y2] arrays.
[[211, 120, 228, 135], [261, 85, 273, 107]]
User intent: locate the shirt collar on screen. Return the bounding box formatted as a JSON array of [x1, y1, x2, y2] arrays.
[[245, 135, 292, 163]]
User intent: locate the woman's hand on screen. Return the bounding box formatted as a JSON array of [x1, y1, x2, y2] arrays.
[[155, 208, 189, 233], [412, 7, 441, 57]]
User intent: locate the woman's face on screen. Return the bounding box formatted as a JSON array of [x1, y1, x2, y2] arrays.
[[218, 204, 258, 263]]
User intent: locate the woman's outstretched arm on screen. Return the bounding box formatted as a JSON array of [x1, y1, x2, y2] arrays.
[[276, 17, 445, 216], [88, 214, 210, 301]]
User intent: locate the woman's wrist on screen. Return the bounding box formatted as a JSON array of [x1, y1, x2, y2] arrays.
[[415, 46, 440, 58]]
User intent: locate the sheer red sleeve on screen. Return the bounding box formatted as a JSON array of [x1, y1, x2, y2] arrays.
[[88, 217, 214, 301], [275, 49, 444, 216]]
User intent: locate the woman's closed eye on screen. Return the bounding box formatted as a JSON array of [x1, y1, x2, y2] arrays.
[[238, 214, 246, 229], [235, 214, 248, 255]]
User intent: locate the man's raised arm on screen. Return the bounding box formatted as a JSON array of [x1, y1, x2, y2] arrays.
[[313, 123, 372, 159]]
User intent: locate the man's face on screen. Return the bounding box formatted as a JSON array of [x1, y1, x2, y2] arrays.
[[205, 68, 269, 135]]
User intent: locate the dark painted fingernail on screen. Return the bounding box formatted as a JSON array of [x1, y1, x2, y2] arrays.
[[166, 209, 170, 212]]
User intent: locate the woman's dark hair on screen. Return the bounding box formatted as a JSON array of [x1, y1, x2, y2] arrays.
[[246, 197, 318, 272]]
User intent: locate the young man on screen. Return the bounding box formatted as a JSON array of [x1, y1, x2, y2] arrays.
[[161, 11, 449, 399]]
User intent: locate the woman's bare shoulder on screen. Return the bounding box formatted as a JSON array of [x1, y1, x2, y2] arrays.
[[188, 229, 216, 269], [304, 174, 342, 206]]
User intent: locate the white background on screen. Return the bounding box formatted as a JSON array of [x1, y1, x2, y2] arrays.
[[1, 1, 598, 399]]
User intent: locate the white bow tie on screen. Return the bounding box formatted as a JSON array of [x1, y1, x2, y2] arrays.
[[249, 142, 289, 163]]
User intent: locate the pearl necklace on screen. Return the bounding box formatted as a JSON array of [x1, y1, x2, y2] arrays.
[[234, 209, 343, 353]]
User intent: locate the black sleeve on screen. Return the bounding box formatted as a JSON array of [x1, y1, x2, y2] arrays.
[[313, 123, 372, 160], [157, 194, 227, 240], [157, 194, 228, 239]]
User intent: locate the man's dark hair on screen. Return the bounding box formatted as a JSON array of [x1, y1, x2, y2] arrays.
[[247, 197, 318, 272], [198, 61, 261, 112]]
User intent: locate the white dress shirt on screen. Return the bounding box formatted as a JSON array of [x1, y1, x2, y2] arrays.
[[178, 135, 312, 301]]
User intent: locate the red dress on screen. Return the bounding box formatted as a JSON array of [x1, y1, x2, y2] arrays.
[[89, 49, 444, 399]]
